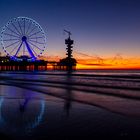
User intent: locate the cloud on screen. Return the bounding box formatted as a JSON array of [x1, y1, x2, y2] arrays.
[[84, 63, 112, 66], [40, 51, 140, 69]]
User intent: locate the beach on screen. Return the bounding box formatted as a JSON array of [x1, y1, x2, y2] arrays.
[[0, 70, 140, 139]]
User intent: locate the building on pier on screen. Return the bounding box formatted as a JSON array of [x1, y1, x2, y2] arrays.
[[55, 30, 77, 71]]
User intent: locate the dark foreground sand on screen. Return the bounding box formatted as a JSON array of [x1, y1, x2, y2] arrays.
[[0, 85, 140, 140], [0, 71, 140, 139]]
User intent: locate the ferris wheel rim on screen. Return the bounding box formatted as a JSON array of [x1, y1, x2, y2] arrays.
[[0, 17, 46, 60]]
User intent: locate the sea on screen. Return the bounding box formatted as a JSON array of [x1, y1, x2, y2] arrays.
[[0, 69, 140, 139]]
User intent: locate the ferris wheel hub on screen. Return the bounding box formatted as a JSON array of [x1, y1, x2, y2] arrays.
[[22, 36, 27, 41]]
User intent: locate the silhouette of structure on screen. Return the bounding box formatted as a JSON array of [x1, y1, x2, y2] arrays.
[[54, 30, 77, 71]]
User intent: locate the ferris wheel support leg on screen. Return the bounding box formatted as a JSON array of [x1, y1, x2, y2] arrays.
[[25, 40, 36, 59], [14, 41, 23, 57]]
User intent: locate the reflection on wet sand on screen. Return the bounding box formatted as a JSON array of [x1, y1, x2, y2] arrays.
[[64, 71, 73, 117], [19, 97, 29, 113], [0, 71, 140, 138], [0, 74, 47, 139]]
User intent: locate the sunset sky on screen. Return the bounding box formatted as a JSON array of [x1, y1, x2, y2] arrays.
[[0, 0, 140, 69]]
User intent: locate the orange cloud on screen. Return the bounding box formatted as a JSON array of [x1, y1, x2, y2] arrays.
[[76, 57, 140, 69], [40, 53, 140, 70]]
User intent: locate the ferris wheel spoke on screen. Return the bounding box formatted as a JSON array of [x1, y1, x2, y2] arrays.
[[3, 33, 20, 38], [28, 41, 43, 51], [26, 21, 32, 35], [5, 40, 20, 48], [18, 21, 23, 35], [3, 38, 20, 41], [29, 36, 44, 39], [27, 26, 37, 36], [10, 43, 20, 54], [28, 31, 42, 37], [6, 26, 21, 36], [29, 39, 44, 44], [11, 23, 21, 35], [24, 18, 26, 35]]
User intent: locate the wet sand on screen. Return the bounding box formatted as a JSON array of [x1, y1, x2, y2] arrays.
[[0, 71, 140, 139]]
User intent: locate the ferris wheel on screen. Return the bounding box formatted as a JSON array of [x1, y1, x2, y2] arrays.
[[0, 17, 46, 60]]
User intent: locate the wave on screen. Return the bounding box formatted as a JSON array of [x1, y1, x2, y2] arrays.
[[0, 71, 140, 118]]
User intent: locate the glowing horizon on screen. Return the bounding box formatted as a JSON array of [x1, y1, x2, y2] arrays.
[[37, 53, 140, 69]]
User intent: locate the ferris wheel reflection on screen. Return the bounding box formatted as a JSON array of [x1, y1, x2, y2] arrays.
[[0, 95, 46, 135]]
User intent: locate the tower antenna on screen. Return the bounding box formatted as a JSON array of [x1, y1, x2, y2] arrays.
[[64, 30, 72, 38]]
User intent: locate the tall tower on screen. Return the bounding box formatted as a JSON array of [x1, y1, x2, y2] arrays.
[[64, 30, 74, 59], [63, 30, 76, 71]]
